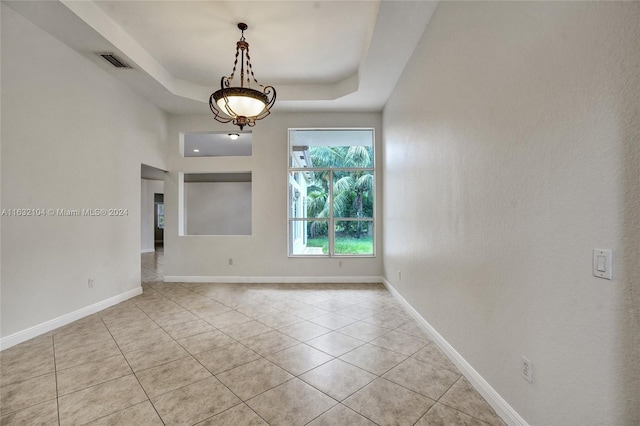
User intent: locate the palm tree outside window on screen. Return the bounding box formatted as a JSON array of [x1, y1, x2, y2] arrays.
[[288, 129, 375, 256]]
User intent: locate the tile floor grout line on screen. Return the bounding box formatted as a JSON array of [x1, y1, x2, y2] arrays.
[[434, 375, 496, 425], [292, 343, 423, 416], [244, 402, 272, 426], [143, 374, 215, 402], [376, 373, 441, 403], [262, 342, 335, 375], [130, 293, 244, 377], [296, 371, 369, 407], [436, 400, 495, 426], [99, 315, 167, 425], [0, 369, 56, 389], [184, 346, 249, 405], [90, 401, 165, 426], [411, 402, 439, 426], [434, 375, 497, 426], [433, 398, 496, 426], [5, 262, 504, 425], [189, 400, 245, 425], [241, 374, 300, 404], [166, 293, 294, 418], [53, 352, 127, 376], [51, 333, 62, 426]]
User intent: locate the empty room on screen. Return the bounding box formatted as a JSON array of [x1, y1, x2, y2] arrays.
[[1, 1, 638, 425]]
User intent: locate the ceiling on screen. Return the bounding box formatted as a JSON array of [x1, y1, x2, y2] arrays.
[[5, 0, 438, 114]]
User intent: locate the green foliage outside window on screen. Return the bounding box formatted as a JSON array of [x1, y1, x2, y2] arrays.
[[306, 145, 374, 240]]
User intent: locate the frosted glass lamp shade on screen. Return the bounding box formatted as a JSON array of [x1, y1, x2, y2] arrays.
[[212, 88, 268, 118]]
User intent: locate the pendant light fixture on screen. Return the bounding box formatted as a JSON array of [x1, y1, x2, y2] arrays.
[[209, 23, 276, 130]]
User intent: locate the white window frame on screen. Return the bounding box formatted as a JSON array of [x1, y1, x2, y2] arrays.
[[287, 128, 376, 258]]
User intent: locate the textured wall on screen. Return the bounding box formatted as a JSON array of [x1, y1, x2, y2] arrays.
[[382, 2, 639, 424], [1, 5, 167, 338], [184, 182, 252, 236], [164, 112, 383, 280]]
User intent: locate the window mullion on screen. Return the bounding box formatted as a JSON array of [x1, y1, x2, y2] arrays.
[[328, 169, 334, 256], [288, 128, 375, 257]]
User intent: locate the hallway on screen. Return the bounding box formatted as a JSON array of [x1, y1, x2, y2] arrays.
[[142, 249, 165, 284]]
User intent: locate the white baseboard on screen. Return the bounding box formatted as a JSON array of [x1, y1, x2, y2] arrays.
[[381, 278, 528, 426], [164, 275, 383, 284], [0, 287, 142, 351], [140, 248, 155, 253]]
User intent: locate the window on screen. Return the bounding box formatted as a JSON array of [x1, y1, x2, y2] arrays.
[[156, 202, 164, 230], [288, 129, 375, 256]]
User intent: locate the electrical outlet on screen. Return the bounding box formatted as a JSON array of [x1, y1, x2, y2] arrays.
[[521, 356, 532, 383], [88, 278, 94, 288], [228, 258, 233, 266], [338, 261, 343, 267], [398, 271, 402, 280]]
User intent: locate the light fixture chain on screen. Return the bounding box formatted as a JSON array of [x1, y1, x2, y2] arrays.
[[226, 45, 241, 85], [209, 22, 276, 130], [245, 48, 264, 89], [246, 56, 250, 87], [239, 43, 245, 88]]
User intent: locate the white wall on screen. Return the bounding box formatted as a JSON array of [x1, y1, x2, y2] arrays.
[[164, 112, 383, 280], [184, 182, 251, 236], [382, 2, 640, 425], [1, 5, 167, 340], [141, 179, 164, 252]]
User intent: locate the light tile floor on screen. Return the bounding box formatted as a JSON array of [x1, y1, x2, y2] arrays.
[[0, 251, 506, 425]]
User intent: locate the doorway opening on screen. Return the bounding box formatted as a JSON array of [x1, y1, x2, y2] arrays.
[[154, 193, 164, 250], [141, 164, 166, 283]]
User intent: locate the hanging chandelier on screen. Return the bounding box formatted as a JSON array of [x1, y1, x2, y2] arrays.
[[209, 23, 276, 131]]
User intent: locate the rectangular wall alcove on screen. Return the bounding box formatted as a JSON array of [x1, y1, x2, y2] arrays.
[[179, 172, 252, 236]]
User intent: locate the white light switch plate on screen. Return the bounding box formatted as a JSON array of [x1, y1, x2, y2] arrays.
[[593, 249, 612, 280]]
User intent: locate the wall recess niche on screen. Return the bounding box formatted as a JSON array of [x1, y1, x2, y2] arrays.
[[180, 172, 252, 236]]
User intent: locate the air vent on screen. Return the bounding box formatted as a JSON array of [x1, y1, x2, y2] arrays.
[[97, 52, 132, 69]]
